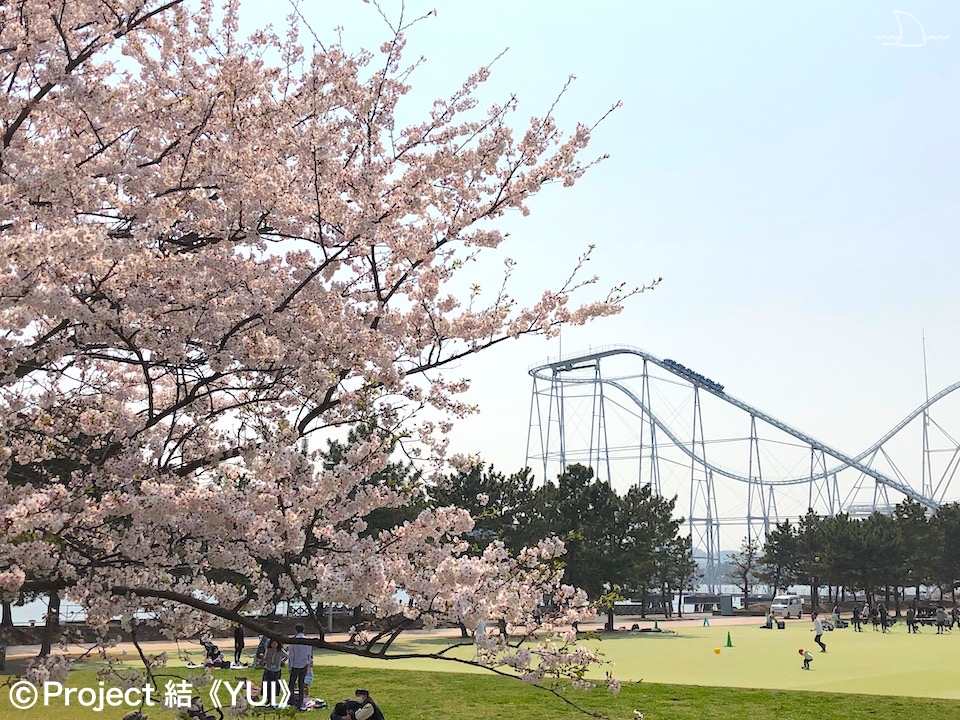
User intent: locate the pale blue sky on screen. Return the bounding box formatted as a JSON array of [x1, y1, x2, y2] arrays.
[[247, 2, 960, 510], [17, 0, 958, 627]]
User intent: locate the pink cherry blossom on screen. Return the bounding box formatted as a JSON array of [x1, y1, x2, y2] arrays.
[[0, 1, 655, 711]]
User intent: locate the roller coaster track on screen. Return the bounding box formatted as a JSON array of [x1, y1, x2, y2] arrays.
[[833, 380, 960, 466], [528, 345, 947, 511]]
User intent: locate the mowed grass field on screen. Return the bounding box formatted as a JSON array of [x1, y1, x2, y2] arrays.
[[1, 619, 958, 719], [2, 663, 960, 720], [305, 618, 960, 699], [588, 618, 960, 698]]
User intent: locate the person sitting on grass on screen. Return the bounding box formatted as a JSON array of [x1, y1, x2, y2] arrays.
[[185, 696, 223, 720], [233, 677, 262, 703], [330, 699, 362, 720], [353, 688, 385, 720]]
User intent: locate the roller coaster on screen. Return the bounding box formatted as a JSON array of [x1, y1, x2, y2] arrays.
[[525, 346, 960, 589]]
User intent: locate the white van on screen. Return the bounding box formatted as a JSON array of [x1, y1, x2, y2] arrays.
[[770, 594, 804, 619]]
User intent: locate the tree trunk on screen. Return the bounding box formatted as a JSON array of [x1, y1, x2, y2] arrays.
[[606, 606, 615, 631], [0, 601, 8, 672], [677, 590, 684, 618], [639, 591, 647, 619], [39, 592, 60, 657], [320, 604, 327, 640], [457, 620, 468, 639]]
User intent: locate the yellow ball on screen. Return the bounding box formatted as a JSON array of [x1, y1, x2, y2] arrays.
[[714, 647, 721, 654]]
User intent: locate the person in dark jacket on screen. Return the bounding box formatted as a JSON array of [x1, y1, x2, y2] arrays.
[[234, 624, 245, 665], [353, 688, 385, 720], [330, 699, 361, 720], [906, 605, 918, 633]]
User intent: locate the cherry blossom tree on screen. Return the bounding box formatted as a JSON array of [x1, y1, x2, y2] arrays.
[[0, 0, 655, 707]]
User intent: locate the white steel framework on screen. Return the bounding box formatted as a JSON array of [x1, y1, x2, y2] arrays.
[[525, 346, 960, 590]]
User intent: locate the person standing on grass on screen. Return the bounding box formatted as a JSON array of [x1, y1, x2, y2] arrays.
[[936, 606, 947, 634], [261, 639, 286, 705], [852, 604, 862, 632], [287, 624, 314, 710], [906, 605, 918, 634], [878, 602, 889, 633], [234, 623, 245, 666], [812, 612, 827, 652]]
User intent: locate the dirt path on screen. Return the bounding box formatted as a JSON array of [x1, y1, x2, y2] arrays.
[[4, 613, 765, 663]]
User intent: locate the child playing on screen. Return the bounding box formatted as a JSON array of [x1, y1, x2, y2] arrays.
[[799, 648, 812, 670]]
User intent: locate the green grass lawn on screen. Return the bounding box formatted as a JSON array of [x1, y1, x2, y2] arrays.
[[587, 619, 960, 698], [1, 664, 959, 720], [1, 621, 958, 719], [305, 619, 960, 699]]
